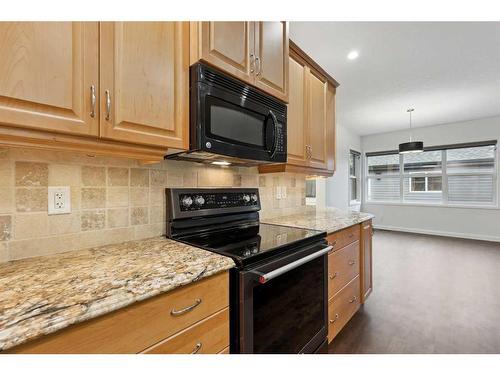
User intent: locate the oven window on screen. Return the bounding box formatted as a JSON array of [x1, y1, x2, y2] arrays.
[[252, 256, 325, 353], [208, 97, 266, 147]]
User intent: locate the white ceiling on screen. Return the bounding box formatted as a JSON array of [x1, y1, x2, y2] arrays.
[[290, 22, 500, 136]]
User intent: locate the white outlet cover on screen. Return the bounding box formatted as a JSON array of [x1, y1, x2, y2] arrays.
[[275, 186, 282, 200], [48, 186, 71, 215]]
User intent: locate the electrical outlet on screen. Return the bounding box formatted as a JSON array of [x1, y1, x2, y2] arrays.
[[281, 186, 287, 199], [48, 186, 71, 215], [275, 186, 282, 200]]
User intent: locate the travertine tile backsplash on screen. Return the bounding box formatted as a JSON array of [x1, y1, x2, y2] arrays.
[[0, 147, 306, 262]]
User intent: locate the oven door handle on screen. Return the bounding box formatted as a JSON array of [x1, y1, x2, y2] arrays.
[[252, 245, 332, 284]]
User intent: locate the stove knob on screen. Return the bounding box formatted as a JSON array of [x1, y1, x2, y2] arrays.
[[242, 194, 251, 203], [181, 196, 193, 208], [251, 193, 258, 203], [194, 195, 205, 206]]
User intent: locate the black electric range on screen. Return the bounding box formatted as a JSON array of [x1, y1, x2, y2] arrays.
[[166, 188, 330, 354]]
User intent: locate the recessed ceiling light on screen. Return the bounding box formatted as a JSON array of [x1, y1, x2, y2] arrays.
[[212, 161, 231, 166], [347, 50, 359, 60]]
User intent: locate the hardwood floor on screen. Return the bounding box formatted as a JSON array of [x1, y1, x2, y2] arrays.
[[328, 230, 500, 354]]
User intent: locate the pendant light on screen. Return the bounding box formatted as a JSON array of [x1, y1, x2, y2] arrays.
[[399, 108, 423, 154]]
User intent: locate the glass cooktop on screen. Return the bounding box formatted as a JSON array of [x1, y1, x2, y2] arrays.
[[177, 223, 326, 267]]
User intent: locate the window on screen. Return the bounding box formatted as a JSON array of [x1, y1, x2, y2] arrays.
[[365, 141, 497, 206], [349, 150, 361, 204]]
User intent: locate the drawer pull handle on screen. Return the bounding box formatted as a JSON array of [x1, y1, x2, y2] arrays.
[[349, 296, 357, 303], [105, 89, 111, 121], [329, 272, 338, 279], [170, 298, 202, 316], [329, 240, 337, 247], [191, 342, 202, 354], [329, 313, 340, 324], [348, 260, 356, 266], [90, 85, 96, 118], [363, 225, 371, 230]]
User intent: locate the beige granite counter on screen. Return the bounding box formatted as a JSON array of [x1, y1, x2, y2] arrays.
[[262, 207, 374, 234], [0, 237, 234, 351]]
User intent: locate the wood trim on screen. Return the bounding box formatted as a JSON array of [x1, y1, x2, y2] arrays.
[[0, 125, 167, 162], [258, 163, 334, 177], [327, 83, 337, 172], [290, 39, 339, 87]]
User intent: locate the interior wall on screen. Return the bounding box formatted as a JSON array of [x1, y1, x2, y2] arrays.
[[0, 147, 306, 262], [361, 115, 500, 242], [326, 124, 362, 210]]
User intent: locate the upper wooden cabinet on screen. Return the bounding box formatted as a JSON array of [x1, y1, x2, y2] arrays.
[[100, 22, 189, 150], [286, 55, 308, 166], [0, 22, 99, 136], [259, 41, 338, 176], [253, 22, 289, 101], [191, 21, 289, 103], [194, 22, 254, 84], [0, 22, 189, 162]]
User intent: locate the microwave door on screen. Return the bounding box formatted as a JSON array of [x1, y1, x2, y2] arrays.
[[197, 84, 276, 161]]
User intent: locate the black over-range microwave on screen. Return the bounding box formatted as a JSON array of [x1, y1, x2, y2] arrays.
[[166, 63, 287, 166]]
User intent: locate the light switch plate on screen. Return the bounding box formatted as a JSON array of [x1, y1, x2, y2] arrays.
[[48, 186, 71, 215], [281, 186, 287, 199]]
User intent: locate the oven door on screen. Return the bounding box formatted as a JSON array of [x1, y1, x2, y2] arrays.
[[193, 82, 285, 162], [233, 241, 329, 354]]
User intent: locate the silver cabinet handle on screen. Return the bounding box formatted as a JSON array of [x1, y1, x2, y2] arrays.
[[329, 272, 338, 280], [348, 260, 356, 266], [170, 298, 202, 316], [329, 240, 337, 247], [90, 85, 96, 118], [191, 342, 202, 354], [250, 53, 255, 73], [349, 296, 357, 303], [105, 89, 111, 121], [254, 246, 332, 284], [255, 56, 261, 76], [329, 313, 339, 324]]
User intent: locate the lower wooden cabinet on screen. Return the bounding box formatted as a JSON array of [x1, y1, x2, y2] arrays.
[[11, 272, 229, 354], [328, 276, 361, 342], [327, 221, 373, 344], [361, 220, 374, 303], [142, 308, 229, 354]]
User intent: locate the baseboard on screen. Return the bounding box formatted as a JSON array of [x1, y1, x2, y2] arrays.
[[373, 224, 500, 243]]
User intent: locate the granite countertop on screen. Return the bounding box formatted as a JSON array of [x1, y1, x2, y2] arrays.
[[262, 207, 374, 234], [0, 237, 234, 351]]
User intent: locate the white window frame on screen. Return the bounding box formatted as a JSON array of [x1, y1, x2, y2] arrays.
[[349, 149, 361, 206], [364, 142, 498, 208], [408, 176, 443, 193]]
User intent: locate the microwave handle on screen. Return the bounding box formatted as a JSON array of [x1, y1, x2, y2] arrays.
[[252, 245, 332, 284], [268, 110, 279, 158]]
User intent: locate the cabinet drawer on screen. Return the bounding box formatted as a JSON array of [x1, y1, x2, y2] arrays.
[[13, 271, 229, 353], [328, 275, 360, 343], [326, 225, 360, 252], [143, 308, 229, 354], [328, 240, 360, 298]]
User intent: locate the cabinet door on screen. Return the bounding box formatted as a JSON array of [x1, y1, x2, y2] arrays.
[[198, 22, 254, 85], [100, 22, 189, 149], [361, 221, 373, 302], [0, 22, 98, 136], [254, 22, 289, 102], [286, 55, 308, 166], [307, 69, 328, 170]]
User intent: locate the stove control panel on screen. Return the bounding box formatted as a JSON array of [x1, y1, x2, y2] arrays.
[[179, 191, 259, 211]]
